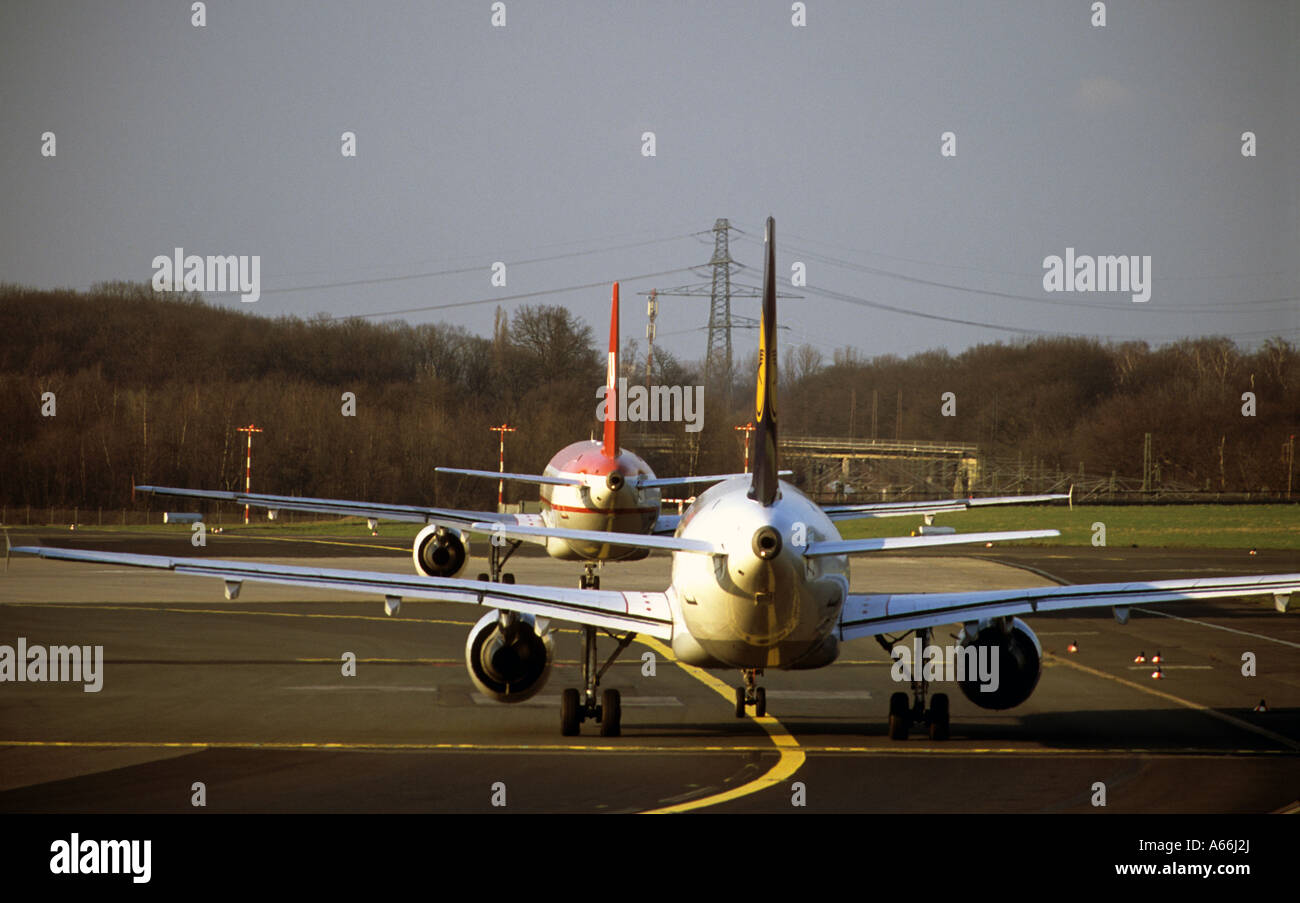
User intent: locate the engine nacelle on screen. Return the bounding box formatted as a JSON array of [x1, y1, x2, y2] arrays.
[[955, 616, 1042, 710], [464, 610, 554, 703], [412, 524, 469, 578]]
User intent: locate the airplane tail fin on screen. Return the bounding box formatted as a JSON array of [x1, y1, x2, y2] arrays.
[[602, 282, 620, 459], [748, 218, 779, 506]]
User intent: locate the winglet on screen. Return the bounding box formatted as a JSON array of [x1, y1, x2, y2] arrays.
[[748, 217, 779, 506], [603, 282, 620, 459]]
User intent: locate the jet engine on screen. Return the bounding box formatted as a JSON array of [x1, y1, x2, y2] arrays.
[[955, 616, 1041, 710], [464, 610, 554, 703], [412, 525, 469, 578]]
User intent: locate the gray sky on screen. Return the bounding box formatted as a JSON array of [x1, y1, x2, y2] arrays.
[[2, 0, 1296, 362]]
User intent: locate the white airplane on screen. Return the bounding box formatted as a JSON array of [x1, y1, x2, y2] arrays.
[[134, 282, 1069, 589], [18, 218, 1294, 740]]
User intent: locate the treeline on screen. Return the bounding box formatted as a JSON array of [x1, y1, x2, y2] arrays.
[[2, 283, 612, 510], [2, 282, 1296, 510], [768, 335, 1298, 493]]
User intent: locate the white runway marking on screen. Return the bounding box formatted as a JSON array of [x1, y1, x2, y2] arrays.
[[1138, 607, 1300, 649]]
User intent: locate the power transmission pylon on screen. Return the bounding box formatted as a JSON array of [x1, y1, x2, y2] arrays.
[[640, 218, 797, 408], [705, 217, 734, 398]]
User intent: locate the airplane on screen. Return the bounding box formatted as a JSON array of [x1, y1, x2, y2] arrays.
[[20, 218, 1293, 741], [132, 281, 1071, 588], [134, 283, 768, 590]]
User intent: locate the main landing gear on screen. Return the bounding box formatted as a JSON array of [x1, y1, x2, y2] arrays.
[[734, 668, 767, 718], [561, 624, 636, 737], [879, 627, 950, 741], [477, 537, 522, 584], [560, 564, 632, 737]]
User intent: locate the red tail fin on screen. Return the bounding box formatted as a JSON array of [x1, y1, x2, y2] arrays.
[[603, 282, 620, 459]]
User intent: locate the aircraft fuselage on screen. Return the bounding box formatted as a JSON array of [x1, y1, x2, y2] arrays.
[[538, 440, 661, 561], [670, 477, 849, 670]]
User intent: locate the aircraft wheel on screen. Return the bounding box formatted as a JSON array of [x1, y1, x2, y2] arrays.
[[561, 688, 581, 736], [734, 687, 746, 718], [888, 691, 910, 740], [502, 573, 515, 584], [755, 687, 767, 718], [928, 693, 950, 741], [600, 689, 621, 737]]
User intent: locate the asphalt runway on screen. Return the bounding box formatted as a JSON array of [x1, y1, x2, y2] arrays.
[[1, 530, 1297, 813]]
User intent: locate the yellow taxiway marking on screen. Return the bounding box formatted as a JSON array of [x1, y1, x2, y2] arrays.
[[224, 534, 410, 553], [1046, 652, 1300, 751], [1274, 800, 1300, 814], [0, 740, 1292, 758], [635, 636, 805, 814]]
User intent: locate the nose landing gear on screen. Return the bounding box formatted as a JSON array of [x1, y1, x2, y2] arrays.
[[733, 668, 767, 718]]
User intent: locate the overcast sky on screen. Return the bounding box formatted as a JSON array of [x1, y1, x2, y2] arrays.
[[2, 1, 1296, 363]]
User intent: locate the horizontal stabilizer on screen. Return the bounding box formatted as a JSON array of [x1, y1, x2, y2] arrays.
[[435, 467, 583, 487], [636, 470, 792, 490], [803, 529, 1059, 558], [822, 493, 1069, 522]]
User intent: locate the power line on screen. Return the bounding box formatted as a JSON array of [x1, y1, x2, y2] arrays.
[[324, 265, 704, 321], [798, 282, 1297, 344], [734, 234, 1297, 313], [266, 222, 709, 282], [262, 231, 700, 296], [762, 225, 1300, 284], [800, 283, 1057, 336]]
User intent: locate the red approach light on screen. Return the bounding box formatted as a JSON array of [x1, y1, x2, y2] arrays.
[[1067, 641, 1079, 653], [1134, 652, 1146, 663], [1151, 666, 1164, 680], [984, 542, 993, 548], [1249, 548, 1257, 556], [1152, 651, 1162, 664], [1254, 699, 1268, 712]]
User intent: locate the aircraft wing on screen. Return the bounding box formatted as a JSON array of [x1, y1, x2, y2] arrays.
[[12, 545, 675, 639], [838, 573, 1299, 639], [134, 485, 544, 536], [822, 493, 1069, 522]]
